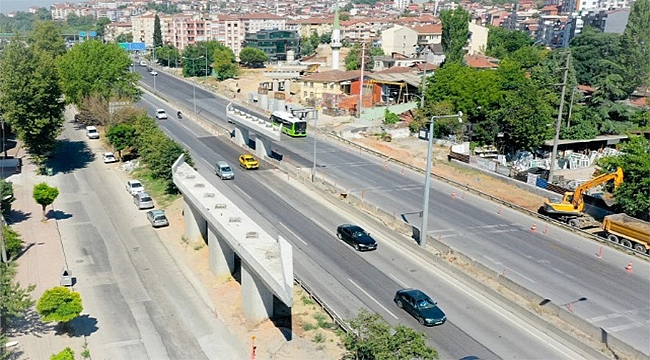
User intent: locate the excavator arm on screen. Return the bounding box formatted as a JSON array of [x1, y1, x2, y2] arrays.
[[571, 167, 624, 209]]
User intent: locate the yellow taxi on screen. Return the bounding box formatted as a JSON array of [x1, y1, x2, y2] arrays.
[[238, 154, 259, 170]]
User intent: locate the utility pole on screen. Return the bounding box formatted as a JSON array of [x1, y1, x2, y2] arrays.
[[357, 42, 366, 119], [548, 52, 571, 185], [566, 87, 576, 127], [420, 47, 429, 109]]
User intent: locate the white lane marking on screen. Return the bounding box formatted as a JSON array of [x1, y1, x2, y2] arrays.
[[607, 321, 646, 333], [348, 278, 398, 319], [311, 219, 330, 234], [201, 158, 213, 169], [588, 313, 623, 323], [279, 222, 307, 245], [232, 184, 252, 199], [388, 273, 408, 288]]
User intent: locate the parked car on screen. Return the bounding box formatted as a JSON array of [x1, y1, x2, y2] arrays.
[[215, 161, 234, 180], [125, 180, 145, 195], [139, 61, 146, 66], [238, 154, 259, 170], [133, 191, 154, 209], [336, 224, 377, 251], [393, 288, 446, 326], [150, 70, 158, 76], [85, 126, 99, 139], [103, 152, 117, 163], [155, 109, 168, 120], [146, 209, 169, 227]]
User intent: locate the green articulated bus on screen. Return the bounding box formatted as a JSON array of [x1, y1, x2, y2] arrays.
[[270, 111, 307, 137]]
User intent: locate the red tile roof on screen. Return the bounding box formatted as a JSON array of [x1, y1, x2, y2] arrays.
[[375, 66, 414, 74], [465, 54, 498, 69], [412, 24, 442, 34], [300, 70, 361, 82]]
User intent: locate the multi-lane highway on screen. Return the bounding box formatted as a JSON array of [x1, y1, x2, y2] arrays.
[[134, 71, 594, 358], [136, 67, 649, 356]]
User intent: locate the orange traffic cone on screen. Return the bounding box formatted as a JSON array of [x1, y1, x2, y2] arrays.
[[531, 223, 537, 232], [625, 262, 633, 273]]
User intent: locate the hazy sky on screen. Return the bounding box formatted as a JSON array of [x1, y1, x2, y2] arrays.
[[0, 0, 85, 14]]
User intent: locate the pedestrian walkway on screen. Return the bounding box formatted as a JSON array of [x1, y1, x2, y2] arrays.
[[7, 154, 86, 359]]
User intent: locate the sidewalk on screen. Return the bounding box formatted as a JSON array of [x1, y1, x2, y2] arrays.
[[6, 155, 84, 359]]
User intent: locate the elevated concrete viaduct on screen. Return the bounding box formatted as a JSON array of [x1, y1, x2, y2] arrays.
[[172, 155, 293, 322], [226, 102, 282, 160]]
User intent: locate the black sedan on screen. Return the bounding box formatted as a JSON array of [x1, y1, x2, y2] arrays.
[[336, 224, 378, 251], [394, 288, 446, 326]]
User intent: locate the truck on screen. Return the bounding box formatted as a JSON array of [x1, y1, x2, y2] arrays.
[[602, 214, 650, 254], [541, 167, 623, 228]]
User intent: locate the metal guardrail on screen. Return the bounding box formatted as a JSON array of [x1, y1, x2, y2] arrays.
[[293, 274, 352, 334]]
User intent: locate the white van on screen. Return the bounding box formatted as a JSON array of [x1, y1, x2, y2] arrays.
[[86, 126, 99, 139], [215, 161, 234, 180]]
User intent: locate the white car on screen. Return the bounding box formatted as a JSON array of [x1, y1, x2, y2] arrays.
[[150, 70, 158, 76], [86, 126, 99, 139], [139, 61, 146, 66], [155, 109, 168, 120], [103, 152, 117, 163], [126, 180, 145, 195]]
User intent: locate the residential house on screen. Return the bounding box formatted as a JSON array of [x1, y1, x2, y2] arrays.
[[465, 54, 499, 69], [413, 24, 442, 45], [298, 69, 361, 109], [381, 24, 418, 58]]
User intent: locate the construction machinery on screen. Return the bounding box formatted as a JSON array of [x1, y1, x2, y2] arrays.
[[602, 214, 650, 254], [541, 167, 623, 228]]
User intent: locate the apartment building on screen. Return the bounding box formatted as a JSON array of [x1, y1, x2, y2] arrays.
[[171, 16, 211, 50], [211, 15, 245, 57], [288, 17, 334, 38], [240, 13, 286, 34], [104, 22, 133, 42], [413, 24, 442, 45], [131, 12, 174, 46], [381, 24, 418, 57]]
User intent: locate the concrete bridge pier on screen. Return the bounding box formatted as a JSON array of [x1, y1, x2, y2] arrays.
[[183, 199, 207, 243], [255, 137, 273, 159], [234, 126, 250, 147], [241, 264, 274, 321], [208, 226, 235, 277]]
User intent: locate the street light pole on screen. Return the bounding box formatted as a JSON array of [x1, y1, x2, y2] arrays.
[[357, 42, 366, 119], [183, 56, 204, 113], [419, 47, 429, 109], [312, 104, 320, 182], [420, 112, 463, 247], [548, 52, 571, 185]]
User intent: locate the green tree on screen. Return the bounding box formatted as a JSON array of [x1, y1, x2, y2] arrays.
[[0, 263, 35, 331], [56, 40, 140, 105], [344, 44, 380, 71], [153, 14, 162, 49], [29, 21, 66, 58], [0, 179, 15, 217], [51, 347, 74, 360], [3, 226, 23, 261], [618, 0, 650, 93], [485, 26, 534, 59], [32, 183, 59, 220], [212, 46, 238, 80], [106, 123, 136, 159], [300, 36, 315, 56], [0, 40, 65, 157], [560, 104, 600, 140], [36, 287, 83, 328], [597, 136, 650, 218], [95, 17, 111, 38], [342, 309, 438, 359], [115, 32, 133, 43], [440, 7, 470, 63], [320, 31, 332, 44], [238, 47, 268, 67], [569, 26, 622, 86], [155, 44, 180, 67], [309, 33, 320, 49], [383, 109, 399, 125]]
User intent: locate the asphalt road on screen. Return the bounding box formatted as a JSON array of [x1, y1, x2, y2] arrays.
[[138, 91, 586, 359], [48, 114, 247, 359], [137, 66, 650, 356]]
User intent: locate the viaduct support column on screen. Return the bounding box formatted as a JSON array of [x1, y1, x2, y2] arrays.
[[208, 226, 234, 277], [183, 198, 206, 244], [241, 264, 273, 321], [234, 126, 249, 147], [255, 137, 273, 159]]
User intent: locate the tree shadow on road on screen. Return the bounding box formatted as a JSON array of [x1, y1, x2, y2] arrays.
[[46, 209, 73, 221], [5, 308, 54, 338], [69, 314, 98, 337], [45, 139, 95, 175]]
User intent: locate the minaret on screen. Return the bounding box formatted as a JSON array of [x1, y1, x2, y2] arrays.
[[331, 6, 342, 70]]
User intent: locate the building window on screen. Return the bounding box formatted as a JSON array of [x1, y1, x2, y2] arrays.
[[304, 91, 307, 96], [310, 82, 314, 88]]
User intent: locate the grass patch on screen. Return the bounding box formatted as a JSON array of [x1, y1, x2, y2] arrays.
[[303, 323, 317, 331], [193, 242, 205, 251], [314, 313, 333, 329], [131, 167, 180, 208], [301, 295, 315, 305], [312, 332, 325, 343]]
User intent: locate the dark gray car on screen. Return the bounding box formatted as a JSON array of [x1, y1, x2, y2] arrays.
[[394, 288, 446, 326], [336, 224, 377, 251]]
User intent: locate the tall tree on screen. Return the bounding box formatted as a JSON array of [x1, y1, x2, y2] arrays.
[[0, 40, 65, 157], [485, 26, 534, 59], [56, 40, 140, 105], [29, 21, 66, 58], [597, 136, 650, 218], [0, 263, 35, 332], [212, 46, 238, 80], [440, 7, 470, 64], [153, 14, 163, 49], [95, 17, 111, 38], [618, 0, 650, 93], [569, 26, 622, 86], [238, 47, 268, 67]]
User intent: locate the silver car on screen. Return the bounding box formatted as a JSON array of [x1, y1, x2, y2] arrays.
[[146, 209, 168, 227], [126, 180, 145, 195], [133, 192, 154, 209]]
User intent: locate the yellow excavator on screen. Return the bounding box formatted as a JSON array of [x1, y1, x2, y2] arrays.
[[541, 167, 623, 228]]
